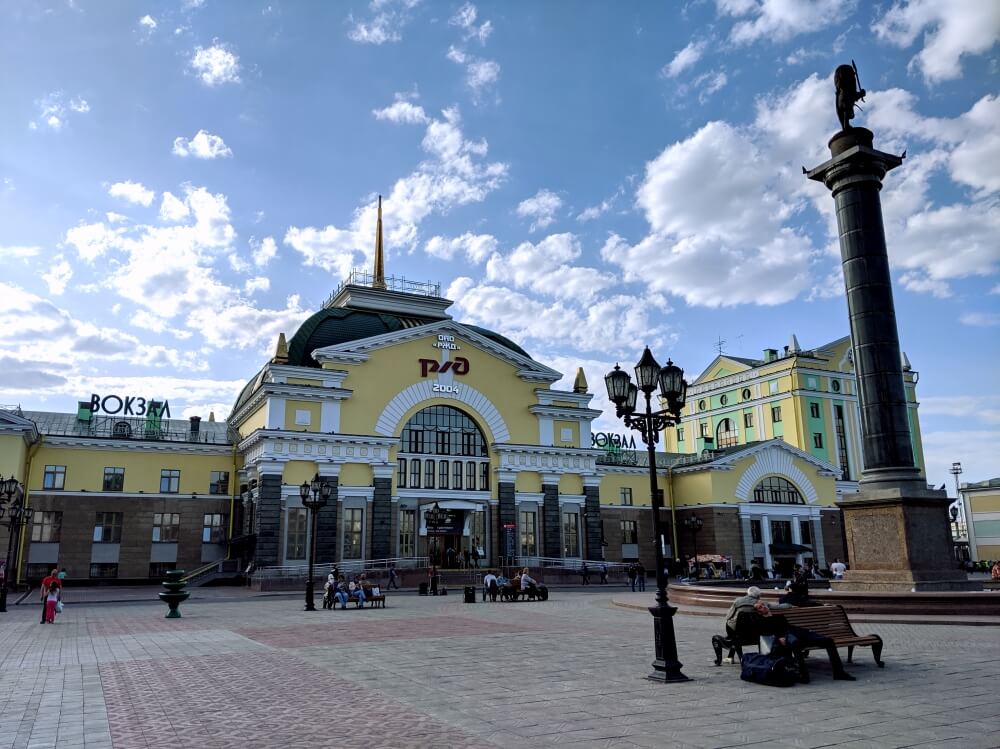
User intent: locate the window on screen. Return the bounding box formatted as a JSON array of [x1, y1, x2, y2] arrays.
[[769, 381, 779, 395], [834, 405, 851, 481], [43, 465, 66, 490], [435, 431, 450, 454], [93, 512, 123, 543], [806, 376, 818, 389], [519, 510, 537, 556], [676, 427, 684, 442], [26, 563, 54, 580], [800, 520, 812, 545], [410, 458, 421, 489], [286, 508, 307, 559], [202, 513, 226, 543], [294, 409, 311, 426], [466, 462, 476, 490], [399, 509, 416, 557], [160, 469, 180, 494], [716, 418, 738, 448], [152, 513, 180, 543], [771, 406, 782, 423], [813, 433, 824, 448], [397, 458, 407, 488], [149, 562, 176, 578], [831, 379, 841, 393], [743, 412, 754, 429], [809, 402, 821, 418], [752, 477, 804, 504], [742, 388, 752, 400], [699, 421, 708, 437], [89, 563, 119, 579], [771, 520, 792, 544], [620, 488, 633, 506], [479, 462, 490, 491], [750, 519, 762, 544], [698, 399, 706, 411], [621, 519, 638, 544], [424, 459, 435, 489], [209, 471, 229, 495], [462, 432, 477, 456], [103, 467, 124, 492], [400, 405, 486, 456], [452, 460, 463, 490], [562, 513, 580, 557], [720, 394, 728, 406], [407, 430, 424, 453], [344, 508, 363, 559], [439, 460, 449, 489], [31, 511, 62, 543]]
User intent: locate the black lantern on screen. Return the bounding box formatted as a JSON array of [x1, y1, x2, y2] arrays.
[[0, 475, 29, 614], [300, 473, 331, 612], [658, 360, 685, 403], [634, 347, 660, 393], [605, 364, 631, 407]]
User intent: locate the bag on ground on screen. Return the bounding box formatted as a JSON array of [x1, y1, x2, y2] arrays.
[[739, 652, 798, 687]]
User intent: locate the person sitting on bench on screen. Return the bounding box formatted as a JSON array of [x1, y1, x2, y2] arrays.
[[520, 568, 539, 599]]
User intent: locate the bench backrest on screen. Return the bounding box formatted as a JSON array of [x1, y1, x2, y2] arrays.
[[778, 605, 857, 639]]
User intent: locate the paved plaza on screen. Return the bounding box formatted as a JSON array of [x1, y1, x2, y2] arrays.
[[1, 589, 998, 749]]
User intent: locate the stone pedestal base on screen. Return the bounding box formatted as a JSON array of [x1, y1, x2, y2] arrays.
[[834, 484, 981, 592]]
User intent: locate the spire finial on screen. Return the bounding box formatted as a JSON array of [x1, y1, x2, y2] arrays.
[[573, 367, 588, 393], [373, 195, 386, 289], [272, 332, 288, 364]]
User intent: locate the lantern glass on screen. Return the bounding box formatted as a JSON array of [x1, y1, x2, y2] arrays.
[[299, 481, 310, 501], [604, 365, 630, 405], [624, 383, 639, 413], [658, 360, 683, 401], [320, 481, 333, 501], [2, 475, 18, 498], [634, 347, 660, 392]]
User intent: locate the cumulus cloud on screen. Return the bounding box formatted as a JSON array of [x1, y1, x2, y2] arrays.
[[446, 45, 500, 100], [576, 189, 621, 222], [172, 129, 233, 159], [449, 2, 493, 44], [873, 0, 1000, 84], [717, 0, 857, 43], [348, 0, 420, 44], [663, 40, 706, 78], [373, 94, 429, 124], [516, 189, 562, 232], [41, 256, 73, 295], [250, 235, 277, 267], [189, 43, 241, 86], [109, 181, 155, 207], [139, 14, 157, 29], [0, 245, 40, 260], [28, 91, 90, 131], [485, 233, 616, 302], [424, 233, 497, 263]]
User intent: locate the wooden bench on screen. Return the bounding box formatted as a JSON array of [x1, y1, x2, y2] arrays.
[[364, 589, 386, 608], [778, 605, 884, 667], [499, 584, 548, 602]]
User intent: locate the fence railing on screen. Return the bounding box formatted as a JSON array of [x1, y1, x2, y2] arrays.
[[253, 557, 428, 581]]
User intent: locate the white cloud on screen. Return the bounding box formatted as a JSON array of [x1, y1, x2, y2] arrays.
[[159, 192, 190, 222], [899, 271, 952, 298], [28, 91, 90, 131], [109, 180, 155, 207], [717, 0, 857, 43], [251, 235, 277, 267], [244, 277, 270, 295], [64, 221, 124, 261], [0, 245, 40, 260], [186, 294, 310, 351], [577, 191, 620, 222], [69, 97, 89, 113], [873, 0, 1000, 84], [697, 70, 728, 103], [516, 189, 562, 232], [105, 212, 127, 224], [922, 429, 1000, 497], [446, 45, 500, 99], [449, 2, 493, 44], [139, 14, 157, 30], [41, 256, 73, 295], [373, 95, 429, 125], [959, 312, 1000, 327], [485, 233, 616, 302], [189, 43, 241, 86], [424, 233, 497, 263], [663, 40, 706, 78], [348, 0, 420, 44], [172, 129, 233, 159]]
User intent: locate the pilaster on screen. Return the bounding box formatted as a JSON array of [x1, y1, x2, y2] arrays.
[[542, 479, 561, 558]]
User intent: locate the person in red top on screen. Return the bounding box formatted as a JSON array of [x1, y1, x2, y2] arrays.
[[39, 568, 62, 624]]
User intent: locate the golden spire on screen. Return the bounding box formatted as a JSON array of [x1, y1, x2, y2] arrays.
[[272, 332, 289, 364], [373, 194, 386, 289], [573, 366, 588, 393]]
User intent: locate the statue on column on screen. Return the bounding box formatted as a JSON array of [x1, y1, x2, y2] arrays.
[[834, 61, 866, 131]]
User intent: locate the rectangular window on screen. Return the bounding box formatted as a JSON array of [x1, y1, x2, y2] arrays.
[[750, 519, 762, 544], [294, 409, 311, 426], [771, 406, 782, 423], [397, 458, 407, 488], [466, 462, 476, 490], [439, 460, 449, 489], [410, 458, 421, 489], [149, 562, 176, 578], [621, 519, 638, 544], [286, 508, 307, 559], [809, 402, 821, 418], [93, 512, 123, 543], [103, 467, 124, 492], [562, 513, 580, 557], [620, 488, 633, 506], [31, 511, 62, 543], [43, 465, 66, 490], [834, 405, 851, 481], [435, 431, 450, 455], [89, 563, 119, 579], [771, 520, 792, 544], [800, 520, 812, 545], [453, 461, 463, 490], [209, 471, 229, 495], [519, 510, 537, 556], [813, 433, 824, 448], [479, 462, 489, 491], [743, 412, 754, 429], [769, 380, 779, 395], [676, 427, 684, 442], [407, 430, 424, 453], [699, 421, 708, 437], [462, 432, 477, 456], [424, 459, 435, 489], [202, 513, 226, 543], [399, 509, 416, 557], [160, 469, 180, 494], [27, 563, 54, 580], [152, 512, 180, 543], [343, 508, 363, 559]]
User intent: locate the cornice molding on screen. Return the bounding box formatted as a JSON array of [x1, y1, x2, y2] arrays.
[[534, 389, 594, 407], [38, 436, 232, 456], [528, 405, 602, 421]]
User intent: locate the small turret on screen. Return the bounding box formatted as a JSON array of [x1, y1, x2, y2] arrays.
[[901, 351, 911, 371], [788, 334, 801, 354], [272, 333, 289, 364], [208, 411, 216, 422], [573, 367, 588, 393]]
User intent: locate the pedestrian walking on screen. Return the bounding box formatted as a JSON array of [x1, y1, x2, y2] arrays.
[[429, 565, 439, 595], [627, 563, 637, 592], [39, 568, 62, 624], [43, 582, 60, 624], [388, 565, 400, 590], [600, 562, 608, 584], [580, 562, 590, 585], [636, 562, 646, 591]]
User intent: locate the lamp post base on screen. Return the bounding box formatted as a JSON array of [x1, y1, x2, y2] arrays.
[[304, 581, 316, 612], [647, 602, 689, 683]]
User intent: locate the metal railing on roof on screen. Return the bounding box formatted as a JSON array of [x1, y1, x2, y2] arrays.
[[325, 269, 441, 308], [0, 404, 24, 415], [39, 414, 229, 445]]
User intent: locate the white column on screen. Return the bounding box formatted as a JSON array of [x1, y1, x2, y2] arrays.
[[791, 515, 803, 566], [761, 514, 773, 573]]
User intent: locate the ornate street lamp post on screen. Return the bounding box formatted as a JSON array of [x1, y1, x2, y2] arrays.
[[0, 475, 33, 614], [299, 473, 331, 612], [684, 515, 703, 581], [605, 348, 689, 683]]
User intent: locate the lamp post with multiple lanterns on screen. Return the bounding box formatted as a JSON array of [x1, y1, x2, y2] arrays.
[[0, 475, 32, 614], [299, 473, 332, 612], [605, 347, 689, 683]]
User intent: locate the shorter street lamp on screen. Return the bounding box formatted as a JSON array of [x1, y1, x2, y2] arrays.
[[949, 505, 960, 562], [299, 474, 332, 612], [0, 475, 32, 614], [684, 515, 703, 580], [605, 347, 689, 683]]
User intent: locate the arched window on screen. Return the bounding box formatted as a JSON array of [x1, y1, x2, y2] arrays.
[[716, 418, 738, 448], [752, 477, 804, 504], [397, 406, 489, 491]]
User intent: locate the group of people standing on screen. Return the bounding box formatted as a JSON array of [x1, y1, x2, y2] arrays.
[[626, 562, 646, 591]]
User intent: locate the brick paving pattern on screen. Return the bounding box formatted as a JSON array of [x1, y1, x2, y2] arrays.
[[0, 589, 998, 748]]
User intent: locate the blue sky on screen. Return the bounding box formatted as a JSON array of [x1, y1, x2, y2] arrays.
[[1, 0, 997, 494]]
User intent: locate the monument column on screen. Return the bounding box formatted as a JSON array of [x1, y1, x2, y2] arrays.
[[805, 64, 975, 591]]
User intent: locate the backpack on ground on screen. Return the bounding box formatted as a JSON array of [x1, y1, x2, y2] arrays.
[[739, 652, 799, 687]]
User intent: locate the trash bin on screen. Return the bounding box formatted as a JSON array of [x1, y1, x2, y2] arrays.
[[419, 582, 429, 596], [464, 586, 476, 604]]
